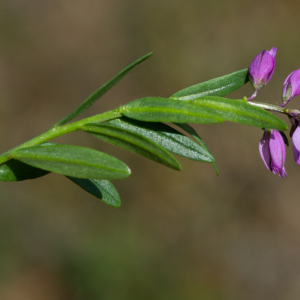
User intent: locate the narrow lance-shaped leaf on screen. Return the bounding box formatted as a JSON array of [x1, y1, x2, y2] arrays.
[[189, 97, 288, 131], [10, 145, 131, 180], [40, 143, 122, 206], [55, 52, 153, 126], [121, 97, 224, 124], [81, 123, 181, 170], [67, 177, 121, 207], [171, 68, 249, 100], [175, 123, 218, 174], [108, 117, 214, 163], [0, 141, 122, 205]]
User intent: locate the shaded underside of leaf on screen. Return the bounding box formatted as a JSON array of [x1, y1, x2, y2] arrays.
[[189, 97, 288, 131], [279, 131, 289, 147], [108, 117, 214, 162], [82, 123, 181, 170], [0, 159, 49, 181], [171, 68, 249, 100], [11, 144, 131, 180], [174, 123, 219, 174], [67, 177, 121, 207], [121, 97, 224, 124]]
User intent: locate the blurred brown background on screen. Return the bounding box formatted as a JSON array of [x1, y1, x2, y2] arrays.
[[0, 0, 300, 299]]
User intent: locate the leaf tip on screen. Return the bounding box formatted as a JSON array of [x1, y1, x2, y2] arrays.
[[174, 162, 182, 171], [213, 162, 219, 176], [126, 166, 132, 176]]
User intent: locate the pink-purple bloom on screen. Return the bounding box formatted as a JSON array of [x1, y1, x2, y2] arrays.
[[259, 129, 287, 178], [292, 120, 300, 165], [281, 69, 300, 107], [248, 47, 277, 100]]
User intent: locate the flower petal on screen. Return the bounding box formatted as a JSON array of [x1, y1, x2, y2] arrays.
[[269, 130, 286, 176], [290, 69, 300, 99], [269, 47, 277, 58], [292, 125, 300, 165], [259, 130, 271, 171], [262, 52, 275, 85], [249, 51, 263, 85], [279, 167, 287, 178]]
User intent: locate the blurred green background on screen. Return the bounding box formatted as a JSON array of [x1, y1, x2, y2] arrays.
[[0, 0, 300, 299]]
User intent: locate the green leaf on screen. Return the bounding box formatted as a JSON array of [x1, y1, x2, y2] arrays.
[[279, 131, 289, 146], [67, 177, 121, 207], [189, 97, 288, 131], [171, 68, 249, 100], [121, 97, 224, 124], [55, 52, 153, 126], [81, 123, 181, 170], [0, 159, 49, 181], [0, 142, 61, 181], [108, 117, 214, 163], [11, 145, 131, 180], [174, 122, 218, 174]]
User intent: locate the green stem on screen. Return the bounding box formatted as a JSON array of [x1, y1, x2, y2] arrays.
[[0, 108, 122, 164], [247, 101, 300, 116]]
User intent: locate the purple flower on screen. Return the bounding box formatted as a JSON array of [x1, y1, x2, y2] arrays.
[[292, 120, 300, 165], [281, 69, 300, 107], [248, 47, 277, 100], [259, 129, 287, 178]]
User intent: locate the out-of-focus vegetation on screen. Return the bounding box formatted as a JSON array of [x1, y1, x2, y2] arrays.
[[1, 0, 300, 299]]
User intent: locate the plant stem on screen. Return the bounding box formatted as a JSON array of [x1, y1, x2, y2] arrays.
[[247, 101, 300, 117], [0, 108, 122, 164]]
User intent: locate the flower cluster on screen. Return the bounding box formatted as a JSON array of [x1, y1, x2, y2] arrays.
[[248, 48, 300, 178]]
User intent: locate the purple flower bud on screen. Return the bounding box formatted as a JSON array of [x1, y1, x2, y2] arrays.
[[248, 47, 277, 100], [259, 129, 287, 178], [292, 121, 300, 165], [281, 69, 300, 107]]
